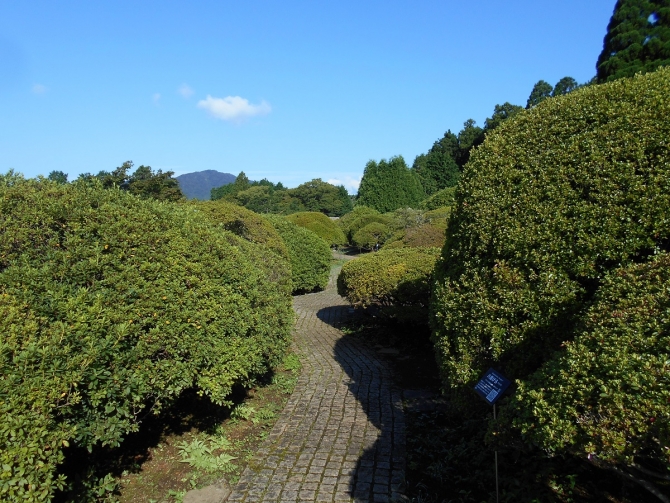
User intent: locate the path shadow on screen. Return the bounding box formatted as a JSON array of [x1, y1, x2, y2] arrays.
[[316, 305, 405, 503]]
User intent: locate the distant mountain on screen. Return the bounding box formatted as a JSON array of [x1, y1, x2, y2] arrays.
[[176, 170, 236, 200]]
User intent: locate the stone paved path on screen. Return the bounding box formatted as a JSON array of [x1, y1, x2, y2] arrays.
[[227, 260, 405, 503]]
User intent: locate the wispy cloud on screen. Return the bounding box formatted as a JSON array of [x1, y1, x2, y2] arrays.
[[32, 84, 47, 94], [328, 176, 361, 194], [152, 93, 161, 104], [178, 84, 194, 99], [197, 95, 271, 123]]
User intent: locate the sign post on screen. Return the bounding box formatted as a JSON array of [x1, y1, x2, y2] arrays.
[[474, 368, 511, 503]]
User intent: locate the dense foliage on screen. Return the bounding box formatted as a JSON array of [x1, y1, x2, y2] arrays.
[[337, 247, 440, 322], [0, 177, 293, 502], [504, 252, 670, 479], [338, 206, 392, 244], [192, 200, 289, 260], [357, 156, 425, 213], [419, 186, 456, 211], [597, 0, 670, 83], [431, 67, 670, 492], [263, 214, 331, 294], [285, 211, 346, 247], [410, 131, 460, 195], [211, 173, 352, 216], [77, 161, 184, 201]]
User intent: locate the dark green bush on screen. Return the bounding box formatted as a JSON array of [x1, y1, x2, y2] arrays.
[[0, 178, 293, 502], [383, 223, 446, 249], [263, 214, 331, 293], [352, 221, 392, 250], [337, 247, 440, 322], [432, 67, 670, 393], [419, 186, 456, 210], [504, 253, 670, 476], [285, 211, 346, 247]]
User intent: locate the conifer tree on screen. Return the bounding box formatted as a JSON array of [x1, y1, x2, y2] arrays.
[[357, 156, 424, 213], [597, 0, 670, 83], [411, 131, 460, 195]]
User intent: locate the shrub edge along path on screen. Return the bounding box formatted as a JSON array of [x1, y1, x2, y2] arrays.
[[226, 253, 406, 503]]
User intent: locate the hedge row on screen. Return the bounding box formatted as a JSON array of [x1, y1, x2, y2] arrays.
[[337, 247, 440, 321], [0, 177, 293, 501], [263, 214, 331, 293], [285, 211, 346, 247]]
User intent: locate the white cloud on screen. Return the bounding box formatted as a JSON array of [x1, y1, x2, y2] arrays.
[[152, 93, 161, 104], [197, 95, 271, 123], [32, 84, 47, 94], [328, 176, 361, 194], [178, 84, 194, 99]]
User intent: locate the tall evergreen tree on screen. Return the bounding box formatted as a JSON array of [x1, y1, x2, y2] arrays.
[[456, 119, 484, 169], [411, 130, 460, 195], [597, 0, 670, 83], [552, 76, 579, 96], [483, 102, 524, 132], [357, 156, 424, 213], [526, 80, 554, 108]]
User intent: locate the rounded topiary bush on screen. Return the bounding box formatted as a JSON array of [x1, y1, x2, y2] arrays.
[[352, 221, 392, 250], [193, 200, 289, 260], [431, 67, 670, 395], [502, 252, 670, 475], [339, 206, 392, 244], [285, 211, 346, 248], [419, 186, 456, 211], [338, 247, 440, 322], [0, 177, 293, 501], [263, 214, 331, 293]]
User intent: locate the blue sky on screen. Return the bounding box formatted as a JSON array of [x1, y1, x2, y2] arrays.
[[1, 1, 616, 193]]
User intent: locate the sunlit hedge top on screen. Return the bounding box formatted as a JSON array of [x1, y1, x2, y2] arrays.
[[0, 177, 293, 501], [432, 67, 670, 392], [193, 199, 289, 260], [285, 211, 347, 247]]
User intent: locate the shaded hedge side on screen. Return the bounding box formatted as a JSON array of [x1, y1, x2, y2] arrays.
[[0, 179, 293, 502], [263, 214, 331, 294]]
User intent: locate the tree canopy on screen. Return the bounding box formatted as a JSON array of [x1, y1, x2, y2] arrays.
[[357, 156, 424, 213], [596, 0, 670, 83], [411, 131, 460, 195]]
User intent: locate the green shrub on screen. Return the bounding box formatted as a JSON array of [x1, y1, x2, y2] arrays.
[[432, 67, 670, 393], [430, 68, 670, 493], [351, 221, 392, 250], [263, 214, 331, 293], [337, 247, 440, 322], [503, 253, 670, 475], [192, 200, 289, 260], [383, 223, 446, 249], [419, 186, 456, 210], [285, 211, 347, 247], [339, 206, 392, 243], [0, 178, 293, 502]]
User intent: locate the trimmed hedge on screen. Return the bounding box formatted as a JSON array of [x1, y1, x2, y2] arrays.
[[503, 252, 670, 472], [352, 222, 392, 250], [338, 206, 392, 244], [263, 214, 331, 293], [337, 247, 440, 321], [419, 186, 456, 210], [285, 211, 346, 247], [432, 67, 670, 393], [192, 200, 289, 261], [0, 178, 293, 501]]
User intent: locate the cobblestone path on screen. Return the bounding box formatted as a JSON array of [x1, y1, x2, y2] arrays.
[[227, 261, 405, 503]]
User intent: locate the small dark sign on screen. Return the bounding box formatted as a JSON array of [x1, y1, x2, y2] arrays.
[[474, 368, 511, 405]]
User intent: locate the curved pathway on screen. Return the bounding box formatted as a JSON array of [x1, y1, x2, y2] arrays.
[[227, 259, 406, 503]]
